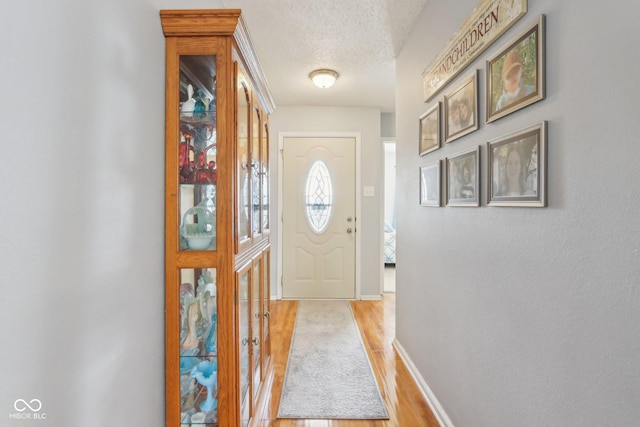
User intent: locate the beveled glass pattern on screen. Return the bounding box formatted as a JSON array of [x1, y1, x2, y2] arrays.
[[305, 160, 333, 234]]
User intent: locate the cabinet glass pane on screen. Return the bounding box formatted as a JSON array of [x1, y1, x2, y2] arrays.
[[251, 107, 261, 237], [180, 185, 216, 251], [179, 268, 218, 425], [237, 80, 250, 243], [239, 269, 250, 424], [262, 251, 270, 371], [261, 122, 270, 232], [252, 260, 261, 397], [179, 55, 217, 252]]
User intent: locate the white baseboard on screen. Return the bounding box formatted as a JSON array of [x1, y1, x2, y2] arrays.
[[392, 339, 455, 427], [360, 294, 383, 301]]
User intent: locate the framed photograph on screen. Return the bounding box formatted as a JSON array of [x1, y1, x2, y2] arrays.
[[420, 161, 441, 207], [487, 121, 547, 207], [419, 103, 440, 156], [445, 146, 480, 207], [444, 70, 479, 143], [486, 15, 545, 123]]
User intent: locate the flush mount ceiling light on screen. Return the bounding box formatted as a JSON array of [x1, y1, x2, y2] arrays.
[[309, 69, 339, 89]]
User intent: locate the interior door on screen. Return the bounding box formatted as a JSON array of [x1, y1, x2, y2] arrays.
[[282, 137, 356, 299]]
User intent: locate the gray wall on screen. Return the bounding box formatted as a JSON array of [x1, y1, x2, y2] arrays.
[[270, 106, 384, 298], [0, 0, 224, 425], [395, 1, 640, 426], [381, 112, 396, 138]]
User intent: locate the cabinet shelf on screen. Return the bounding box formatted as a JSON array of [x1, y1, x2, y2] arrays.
[[180, 115, 215, 126]]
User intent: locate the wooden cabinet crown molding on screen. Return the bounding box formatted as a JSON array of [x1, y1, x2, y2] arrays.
[[160, 9, 242, 37]]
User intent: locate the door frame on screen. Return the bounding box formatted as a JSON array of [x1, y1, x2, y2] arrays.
[[276, 132, 362, 300]]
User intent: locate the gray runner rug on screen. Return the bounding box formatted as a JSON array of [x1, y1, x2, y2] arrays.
[[277, 300, 389, 419]]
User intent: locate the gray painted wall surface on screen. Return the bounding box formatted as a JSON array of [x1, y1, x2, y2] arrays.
[[381, 112, 396, 138], [1, 1, 171, 425], [395, 1, 640, 426]]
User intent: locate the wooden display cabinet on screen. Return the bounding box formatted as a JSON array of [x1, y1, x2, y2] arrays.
[[160, 9, 274, 427]]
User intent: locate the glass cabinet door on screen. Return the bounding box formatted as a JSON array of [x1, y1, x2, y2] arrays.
[[238, 266, 251, 427], [236, 71, 251, 251], [251, 106, 262, 240], [261, 121, 270, 235], [251, 258, 262, 402], [262, 249, 270, 376], [179, 268, 218, 426], [179, 55, 217, 252]]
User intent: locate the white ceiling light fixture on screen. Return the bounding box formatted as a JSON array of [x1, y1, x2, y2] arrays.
[[309, 69, 339, 89]]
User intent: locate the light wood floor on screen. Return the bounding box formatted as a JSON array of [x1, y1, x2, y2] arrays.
[[251, 294, 440, 426]]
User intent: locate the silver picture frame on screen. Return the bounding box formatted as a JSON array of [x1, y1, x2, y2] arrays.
[[487, 121, 547, 207], [444, 70, 479, 143], [420, 161, 441, 207], [445, 146, 480, 207]]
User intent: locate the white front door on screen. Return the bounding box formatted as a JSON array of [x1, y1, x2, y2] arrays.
[[282, 137, 356, 299]]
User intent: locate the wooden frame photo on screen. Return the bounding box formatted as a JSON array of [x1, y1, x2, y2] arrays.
[[445, 146, 480, 207], [420, 161, 441, 207], [486, 15, 545, 123], [444, 70, 479, 143], [487, 121, 547, 207], [419, 103, 440, 156]]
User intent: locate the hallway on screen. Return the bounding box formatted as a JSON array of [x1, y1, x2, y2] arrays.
[[251, 295, 439, 426]]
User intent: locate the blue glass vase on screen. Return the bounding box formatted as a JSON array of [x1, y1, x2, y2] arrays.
[[205, 313, 217, 353], [191, 360, 217, 412], [194, 89, 207, 118]]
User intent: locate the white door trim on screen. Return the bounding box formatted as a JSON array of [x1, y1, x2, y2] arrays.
[[277, 131, 362, 300]]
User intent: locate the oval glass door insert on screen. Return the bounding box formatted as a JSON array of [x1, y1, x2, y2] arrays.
[[305, 160, 333, 234]]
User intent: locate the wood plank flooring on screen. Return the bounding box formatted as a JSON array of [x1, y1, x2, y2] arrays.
[[250, 294, 441, 427]]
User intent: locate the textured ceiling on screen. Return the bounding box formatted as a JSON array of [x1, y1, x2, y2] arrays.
[[221, 0, 429, 112]]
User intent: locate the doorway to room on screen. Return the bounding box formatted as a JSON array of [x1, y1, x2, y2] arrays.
[[383, 141, 396, 293], [281, 136, 357, 299]]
